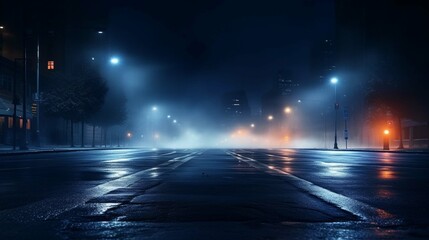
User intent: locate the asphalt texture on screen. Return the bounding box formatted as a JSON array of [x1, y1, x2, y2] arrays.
[[0, 148, 428, 239]]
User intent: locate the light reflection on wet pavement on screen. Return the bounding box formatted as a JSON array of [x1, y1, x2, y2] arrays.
[[0, 149, 428, 239]]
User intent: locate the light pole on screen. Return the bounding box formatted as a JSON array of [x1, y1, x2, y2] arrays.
[[331, 77, 339, 149], [383, 129, 390, 150], [284, 106, 292, 139], [20, 31, 28, 150], [151, 106, 158, 147]]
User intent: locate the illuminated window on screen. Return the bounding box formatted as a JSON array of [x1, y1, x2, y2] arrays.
[[47, 60, 55, 70], [32, 103, 37, 114], [27, 119, 31, 130], [8, 117, 13, 128]]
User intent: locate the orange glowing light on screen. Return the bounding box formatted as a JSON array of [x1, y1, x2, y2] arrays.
[[378, 167, 395, 180], [384, 129, 390, 135], [47, 60, 55, 70]]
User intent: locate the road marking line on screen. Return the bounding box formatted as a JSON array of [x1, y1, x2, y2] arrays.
[[229, 151, 403, 226], [0, 151, 199, 223], [103, 151, 177, 163]]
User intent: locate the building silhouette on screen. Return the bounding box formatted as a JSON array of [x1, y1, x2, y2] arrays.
[[220, 90, 251, 130]]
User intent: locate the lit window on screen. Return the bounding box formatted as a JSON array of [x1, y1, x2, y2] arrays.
[[0, 117, 4, 128], [48, 60, 55, 70], [8, 117, 13, 128]]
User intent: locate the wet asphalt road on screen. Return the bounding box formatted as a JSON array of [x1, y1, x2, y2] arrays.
[[0, 149, 428, 239]]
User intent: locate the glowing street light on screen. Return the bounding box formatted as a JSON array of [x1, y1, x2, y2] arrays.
[[127, 132, 132, 138], [110, 57, 119, 65], [267, 115, 274, 121], [152, 106, 158, 111], [250, 123, 255, 128], [331, 77, 339, 149], [284, 107, 292, 114]]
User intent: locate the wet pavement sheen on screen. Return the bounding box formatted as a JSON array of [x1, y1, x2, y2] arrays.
[[0, 149, 428, 239]]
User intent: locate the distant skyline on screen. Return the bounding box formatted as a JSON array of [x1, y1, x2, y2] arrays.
[[107, 0, 335, 114]]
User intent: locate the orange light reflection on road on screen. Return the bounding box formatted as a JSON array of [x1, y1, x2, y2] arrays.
[[380, 153, 393, 163], [376, 208, 394, 219], [378, 167, 396, 180], [377, 188, 394, 199]]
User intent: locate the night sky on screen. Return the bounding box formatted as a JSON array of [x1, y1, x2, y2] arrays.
[[107, 0, 335, 114], [2, 0, 428, 148]]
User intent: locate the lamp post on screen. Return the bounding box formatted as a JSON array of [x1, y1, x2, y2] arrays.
[[383, 129, 390, 150], [20, 31, 29, 150], [331, 77, 339, 149], [151, 106, 158, 147], [284, 106, 292, 139]]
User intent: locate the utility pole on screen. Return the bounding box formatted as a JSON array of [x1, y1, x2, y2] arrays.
[[35, 32, 41, 146], [20, 31, 28, 150]]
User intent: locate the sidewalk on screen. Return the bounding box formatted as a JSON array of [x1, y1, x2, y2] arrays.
[[0, 145, 122, 156], [304, 147, 429, 154]]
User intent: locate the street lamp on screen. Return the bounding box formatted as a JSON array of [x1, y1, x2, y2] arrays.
[[284, 107, 292, 114], [110, 57, 119, 65], [267, 115, 274, 121], [331, 77, 339, 149], [383, 129, 390, 150]]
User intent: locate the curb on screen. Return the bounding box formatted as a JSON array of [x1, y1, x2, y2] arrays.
[[297, 148, 429, 154], [0, 147, 124, 156]]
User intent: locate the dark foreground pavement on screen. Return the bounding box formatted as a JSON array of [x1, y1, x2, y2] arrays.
[[0, 149, 428, 239]]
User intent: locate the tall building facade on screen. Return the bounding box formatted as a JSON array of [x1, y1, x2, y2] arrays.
[[0, 0, 111, 146]]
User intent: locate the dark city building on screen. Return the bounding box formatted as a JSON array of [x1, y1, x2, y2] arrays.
[[335, 0, 429, 146], [310, 39, 336, 84], [221, 90, 251, 129], [0, 0, 112, 146], [261, 73, 298, 118]]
